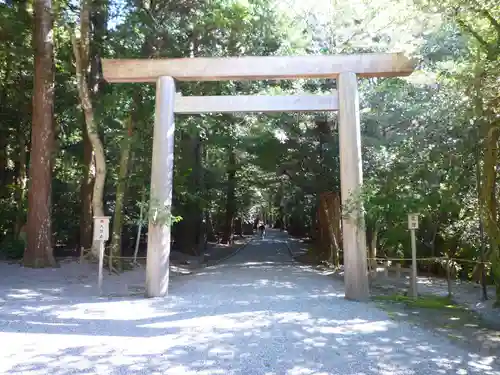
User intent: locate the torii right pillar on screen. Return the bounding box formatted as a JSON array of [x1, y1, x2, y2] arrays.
[[338, 71, 370, 301]]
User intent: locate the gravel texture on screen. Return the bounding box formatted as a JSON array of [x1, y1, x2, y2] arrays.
[[286, 235, 500, 329], [1, 231, 499, 375]]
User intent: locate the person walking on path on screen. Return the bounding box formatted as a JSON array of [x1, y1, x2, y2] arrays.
[[258, 221, 266, 239]]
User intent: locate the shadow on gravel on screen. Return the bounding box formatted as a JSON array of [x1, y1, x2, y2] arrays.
[[1, 234, 499, 375], [1, 270, 499, 374]]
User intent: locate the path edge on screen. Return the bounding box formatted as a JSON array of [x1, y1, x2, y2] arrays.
[[191, 236, 255, 272]]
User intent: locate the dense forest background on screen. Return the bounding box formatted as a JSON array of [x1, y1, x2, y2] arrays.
[[1, 0, 499, 300]]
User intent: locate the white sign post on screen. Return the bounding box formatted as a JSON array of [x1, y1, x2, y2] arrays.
[[408, 213, 419, 299], [93, 216, 110, 295]]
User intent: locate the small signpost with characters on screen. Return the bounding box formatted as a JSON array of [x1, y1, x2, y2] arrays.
[[408, 213, 419, 298], [93, 216, 110, 295]]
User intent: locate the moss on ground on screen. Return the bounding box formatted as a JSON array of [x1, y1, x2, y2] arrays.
[[373, 292, 500, 356], [373, 294, 462, 310]]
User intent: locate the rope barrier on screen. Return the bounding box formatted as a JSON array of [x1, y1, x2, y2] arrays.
[[80, 246, 492, 266], [80, 240, 252, 262], [368, 257, 441, 261], [80, 247, 492, 265], [103, 254, 147, 260], [367, 257, 491, 266]]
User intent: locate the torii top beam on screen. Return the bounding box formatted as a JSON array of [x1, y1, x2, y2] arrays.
[[102, 53, 414, 83]]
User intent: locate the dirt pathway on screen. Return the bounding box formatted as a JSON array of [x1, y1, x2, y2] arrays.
[[0, 231, 498, 374]]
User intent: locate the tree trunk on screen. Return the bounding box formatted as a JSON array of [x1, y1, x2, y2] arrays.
[[330, 193, 342, 267], [234, 218, 243, 236], [221, 148, 236, 244], [311, 200, 319, 241], [367, 226, 378, 276], [483, 130, 500, 302], [319, 192, 341, 266], [481, 122, 500, 298], [0, 78, 15, 191], [193, 133, 205, 250], [78, 0, 106, 251], [470, 56, 489, 299], [89, 0, 108, 95], [317, 195, 328, 258], [367, 226, 378, 260], [199, 137, 210, 250], [24, 0, 56, 268], [109, 118, 133, 271], [0, 130, 7, 188], [133, 188, 146, 263], [79, 120, 94, 250], [446, 259, 453, 298], [72, 0, 106, 257], [205, 212, 217, 242], [14, 127, 28, 239], [176, 132, 204, 255]]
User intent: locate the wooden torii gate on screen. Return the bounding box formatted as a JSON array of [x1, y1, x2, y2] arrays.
[[102, 53, 414, 301]]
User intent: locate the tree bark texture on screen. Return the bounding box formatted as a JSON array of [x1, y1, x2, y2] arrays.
[[15, 127, 28, 239], [0, 129, 8, 188], [175, 131, 204, 255], [109, 118, 133, 271], [318, 192, 342, 266], [221, 148, 236, 245], [24, 0, 56, 267], [73, 0, 107, 257], [77, 0, 107, 251], [79, 121, 94, 250]]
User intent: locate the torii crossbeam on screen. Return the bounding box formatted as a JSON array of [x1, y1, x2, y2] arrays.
[[101, 53, 414, 301]]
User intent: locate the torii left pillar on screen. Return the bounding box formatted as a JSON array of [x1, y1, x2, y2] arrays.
[[146, 76, 176, 297]]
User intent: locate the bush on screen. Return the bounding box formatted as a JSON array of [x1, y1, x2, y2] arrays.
[[0, 235, 25, 259]]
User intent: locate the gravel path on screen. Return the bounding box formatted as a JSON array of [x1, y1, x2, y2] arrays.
[[1, 230, 499, 374]]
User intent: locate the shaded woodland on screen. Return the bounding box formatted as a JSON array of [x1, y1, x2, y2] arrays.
[[1, 0, 500, 301]]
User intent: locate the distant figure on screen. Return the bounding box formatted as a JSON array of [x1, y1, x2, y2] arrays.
[[258, 221, 266, 239]]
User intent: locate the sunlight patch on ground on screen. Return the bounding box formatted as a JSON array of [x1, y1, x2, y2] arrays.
[[52, 300, 182, 321], [7, 289, 47, 300], [304, 320, 394, 335], [138, 310, 274, 330]]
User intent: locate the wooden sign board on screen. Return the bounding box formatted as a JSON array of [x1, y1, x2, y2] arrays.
[[93, 216, 111, 241], [408, 213, 419, 230]]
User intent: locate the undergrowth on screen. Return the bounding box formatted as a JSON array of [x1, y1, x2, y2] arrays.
[[373, 294, 463, 310]]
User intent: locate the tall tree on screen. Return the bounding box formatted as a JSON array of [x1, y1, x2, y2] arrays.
[[72, 0, 107, 256], [24, 0, 56, 267]]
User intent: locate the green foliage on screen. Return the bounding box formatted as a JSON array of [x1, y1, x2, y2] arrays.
[[0, 235, 25, 260], [148, 199, 183, 227], [373, 294, 462, 310]]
